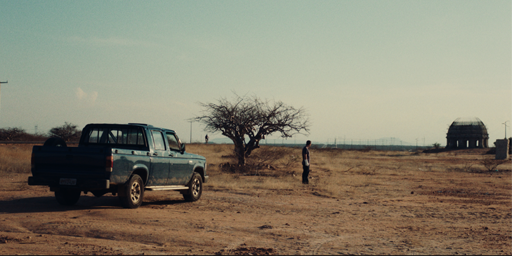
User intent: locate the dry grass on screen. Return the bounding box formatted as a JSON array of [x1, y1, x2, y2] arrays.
[[0, 144, 33, 191], [2, 143, 510, 197], [0, 144, 32, 174], [185, 144, 511, 198], [2, 143, 510, 255]]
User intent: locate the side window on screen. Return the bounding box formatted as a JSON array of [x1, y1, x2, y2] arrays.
[[166, 133, 180, 151], [127, 129, 146, 146], [151, 130, 166, 150]]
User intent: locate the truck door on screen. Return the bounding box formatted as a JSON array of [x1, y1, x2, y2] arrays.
[[146, 130, 170, 186], [166, 132, 192, 185]]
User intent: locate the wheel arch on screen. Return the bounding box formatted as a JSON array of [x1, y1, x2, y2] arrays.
[[131, 167, 149, 185], [193, 166, 205, 182]]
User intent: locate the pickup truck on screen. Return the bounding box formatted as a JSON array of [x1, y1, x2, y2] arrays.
[[28, 123, 208, 208]]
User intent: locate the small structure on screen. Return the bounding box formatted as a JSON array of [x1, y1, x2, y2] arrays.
[[446, 117, 489, 149], [494, 139, 509, 160]]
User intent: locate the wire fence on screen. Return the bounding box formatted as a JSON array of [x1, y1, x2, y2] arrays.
[[258, 139, 432, 151]]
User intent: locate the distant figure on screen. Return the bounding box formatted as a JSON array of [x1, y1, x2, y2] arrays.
[[205, 134, 209, 144], [302, 140, 311, 184]]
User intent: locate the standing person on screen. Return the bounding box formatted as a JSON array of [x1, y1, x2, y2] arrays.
[[205, 134, 209, 144], [302, 140, 311, 184]]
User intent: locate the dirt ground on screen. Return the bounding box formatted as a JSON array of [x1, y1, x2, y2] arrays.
[[0, 148, 511, 255]]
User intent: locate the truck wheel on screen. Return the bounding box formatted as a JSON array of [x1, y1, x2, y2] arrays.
[[183, 172, 202, 202], [119, 174, 144, 208], [44, 137, 67, 147], [55, 189, 80, 206]]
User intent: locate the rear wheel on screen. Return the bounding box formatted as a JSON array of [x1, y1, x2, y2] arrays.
[[55, 189, 80, 206], [119, 174, 144, 208], [183, 172, 202, 202]]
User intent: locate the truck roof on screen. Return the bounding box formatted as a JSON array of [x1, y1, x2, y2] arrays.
[[84, 123, 175, 133]]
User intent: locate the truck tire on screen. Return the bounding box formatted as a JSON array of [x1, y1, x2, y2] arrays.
[[183, 172, 202, 202], [44, 137, 67, 147], [55, 189, 80, 206], [119, 174, 144, 208]]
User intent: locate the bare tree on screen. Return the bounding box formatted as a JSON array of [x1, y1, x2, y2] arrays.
[[194, 94, 310, 166], [49, 122, 81, 142]]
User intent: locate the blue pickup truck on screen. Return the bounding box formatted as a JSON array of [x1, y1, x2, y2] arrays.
[[28, 123, 208, 208]]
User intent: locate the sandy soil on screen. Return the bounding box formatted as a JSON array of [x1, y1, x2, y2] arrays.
[[0, 150, 510, 255]]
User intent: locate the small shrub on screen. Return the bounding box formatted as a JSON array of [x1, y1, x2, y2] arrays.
[[481, 158, 507, 172]]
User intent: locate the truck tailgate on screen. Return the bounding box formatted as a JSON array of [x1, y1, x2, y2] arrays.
[[32, 146, 110, 178]]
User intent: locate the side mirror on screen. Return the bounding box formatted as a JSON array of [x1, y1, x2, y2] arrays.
[[180, 143, 186, 153]]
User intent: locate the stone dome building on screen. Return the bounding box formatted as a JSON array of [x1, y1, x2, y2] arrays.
[[446, 117, 489, 149]]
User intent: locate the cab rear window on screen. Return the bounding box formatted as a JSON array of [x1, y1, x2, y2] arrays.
[[82, 126, 147, 148]]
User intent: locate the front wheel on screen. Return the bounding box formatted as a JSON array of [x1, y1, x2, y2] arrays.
[[183, 172, 202, 202], [55, 189, 81, 206], [119, 174, 144, 208]]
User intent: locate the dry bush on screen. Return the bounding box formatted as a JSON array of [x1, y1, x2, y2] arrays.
[[187, 144, 304, 190], [245, 146, 298, 174], [196, 145, 301, 176], [481, 157, 509, 172]]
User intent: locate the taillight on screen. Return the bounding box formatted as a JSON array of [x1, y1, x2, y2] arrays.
[[106, 155, 113, 172]]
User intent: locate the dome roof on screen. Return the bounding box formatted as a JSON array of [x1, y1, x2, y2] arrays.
[[447, 117, 488, 138]]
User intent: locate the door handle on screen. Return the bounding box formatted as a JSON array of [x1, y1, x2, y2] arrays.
[[153, 153, 158, 156]]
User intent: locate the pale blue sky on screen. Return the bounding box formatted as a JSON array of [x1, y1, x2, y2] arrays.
[[0, 0, 510, 146]]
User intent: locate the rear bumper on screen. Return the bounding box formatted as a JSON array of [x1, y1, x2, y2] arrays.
[[28, 176, 110, 190], [204, 175, 209, 183]]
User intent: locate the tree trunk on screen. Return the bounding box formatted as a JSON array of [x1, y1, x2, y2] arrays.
[[236, 146, 245, 166], [234, 139, 246, 166], [244, 133, 262, 158]]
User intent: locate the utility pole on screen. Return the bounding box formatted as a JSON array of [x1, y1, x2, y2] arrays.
[[503, 121, 509, 139], [0, 80, 8, 104], [189, 120, 193, 143], [0, 81, 8, 121]]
